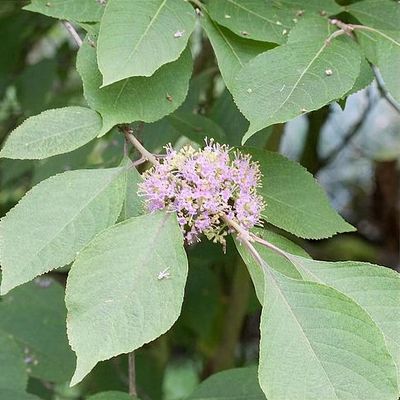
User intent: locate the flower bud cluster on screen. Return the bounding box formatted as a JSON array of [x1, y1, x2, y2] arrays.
[[139, 140, 265, 248]]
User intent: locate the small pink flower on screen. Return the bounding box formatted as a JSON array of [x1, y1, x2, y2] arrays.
[[138, 139, 265, 247]]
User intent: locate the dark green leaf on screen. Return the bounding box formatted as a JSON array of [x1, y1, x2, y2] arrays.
[[242, 148, 355, 238]]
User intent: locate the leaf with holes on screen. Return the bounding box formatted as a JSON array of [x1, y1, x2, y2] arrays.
[[98, 0, 195, 85], [0, 168, 126, 294], [0, 107, 102, 160], [66, 212, 188, 385], [77, 41, 192, 135]]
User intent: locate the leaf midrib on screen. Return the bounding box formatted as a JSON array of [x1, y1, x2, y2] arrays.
[[15, 120, 99, 147], [269, 41, 327, 118], [226, 0, 290, 29], [118, 0, 168, 75], [268, 275, 340, 399]]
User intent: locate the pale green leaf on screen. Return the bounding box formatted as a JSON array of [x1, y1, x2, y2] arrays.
[[260, 268, 398, 399], [24, 0, 104, 22], [66, 212, 188, 385], [242, 148, 355, 238], [187, 367, 265, 399], [87, 391, 133, 400], [345, 55, 373, 97], [0, 331, 27, 391], [286, 16, 373, 97], [0, 390, 42, 400], [0, 167, 126, 294], [346, 0, 399, 32], [77, 41, 193, 135], [285, 254, 400, 384], [235, 228, 308, 303], [231, 36, 360, 142], [272, 0, 342, 15], [201, 15, 273, 90], [377, 38, 400, 102], [347, 0, 400, 101], [0, 107, 102, 160], [0, 278, 75, 383], [287, 15, 335, 43], [207, 0, 293, 44], [98, 0, 195, 85]]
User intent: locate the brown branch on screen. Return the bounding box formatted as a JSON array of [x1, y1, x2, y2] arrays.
[[372, 66, 400, 114], [128, 352, 137, 398], [61, 21, 82, 47], [318, 90, 374, 169], [120, 125, 158, 165]]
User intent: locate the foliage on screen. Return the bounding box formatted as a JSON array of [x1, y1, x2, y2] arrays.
[[0, 0, 399, 399]]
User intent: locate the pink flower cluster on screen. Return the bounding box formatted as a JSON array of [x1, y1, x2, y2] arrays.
[[139, 140, 265, 248]]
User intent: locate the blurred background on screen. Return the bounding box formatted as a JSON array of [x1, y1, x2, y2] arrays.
[[0, 1, 399, 399]]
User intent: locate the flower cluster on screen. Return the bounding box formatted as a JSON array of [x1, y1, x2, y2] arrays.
[[138, 140, 265, 248]]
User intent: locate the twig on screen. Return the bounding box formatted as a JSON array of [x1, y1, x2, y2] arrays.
[[61, 21, 82, 47], [120, 125, 158, 165], [318, 89, 374, 168], [128, 352, 137, 398], [372, 66, 400, 114]]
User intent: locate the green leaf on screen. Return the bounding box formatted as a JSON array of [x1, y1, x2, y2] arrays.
[[0, 278, 75, 383], [207, 0, 293, 44], [0, 331, 27, 391], [201, 15, 273, 90], [15, 59, 57, 116], [346, 0, 399, 32], [66, 212, 188, 385], [242, 148, 355, 238], [235, 228, 308, 303], [77, 41, 193, 135], [285, 255, 400, 385], [0, 390, 42, 400], [97, 0, 195, 85], [376, 37, 400, 102], [120, 165, 145, 220], [168, 112, 226, 144], [231, 35, 360, 142], [272, 0, 342, 15], [259, 268, 398, 400], [0, 167, 126, 294], [0, 107, 102, 160], [287, 16, 373, 98], [24, 0, 104, 22], [87, 391, 134, 400], [347, 0, 400, 101], [187, 367, 265, 399], [345, 55, 374, 97], [209, 90, 273, 147]]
